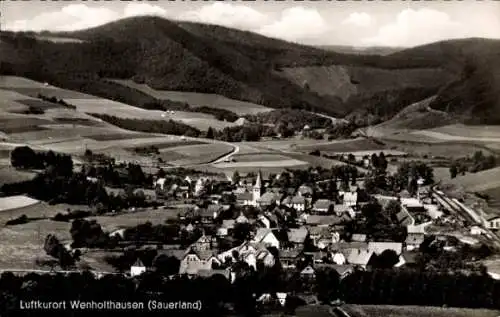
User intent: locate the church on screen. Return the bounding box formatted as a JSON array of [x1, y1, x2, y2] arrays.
[[235, 171, 264, 206]]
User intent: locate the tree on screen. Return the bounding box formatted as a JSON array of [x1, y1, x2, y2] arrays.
[[206, 127, 215, 139], [232, 170, 241, 184], [10, 146, 39, 169], [385, 200, 401, 221], [449, 164, 458, 179], [372, 249, 400, 269]]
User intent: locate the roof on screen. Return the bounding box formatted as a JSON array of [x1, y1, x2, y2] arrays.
[[282, 196, 292, 204], [132, 258, 145, 268], [236, 192, 253, 201], [347, 249, 374, 266], [254, 171, 262, 188], [401, 198, 422, 207], [351, 234, 367, 242], [291, 195, 306, 204], [253, 228, 275, 244], [313, 199, 333, 210], [407, 224, 425, 234], [406, 233, 425, 245], [486, 214, 500, 221], [308, 226, 331, 236], [298, 185, 313, 195], [306, 215, 346, 226], [368, 242, 403, 255], [401, 251, 418, 264], [279, 249, 302, 259], [300, 265, 315, 275], [315, 264, 354, 276], [331, 242, 369, 251], [197, 269, 230, 279], [160, 249, 187, 260], [333, 204, 351, 213], [222, 219, 236, 229], [235, 212, 249, 223], [287, 228, 309, 244], [343, 192, 358, 201], [258, 192, 277, 204]]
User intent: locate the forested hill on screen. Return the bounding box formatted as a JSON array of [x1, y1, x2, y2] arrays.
[[1, 17, 500, 124]]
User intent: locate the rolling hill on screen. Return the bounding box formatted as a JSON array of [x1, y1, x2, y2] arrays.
[[1, 17, 500, 126]]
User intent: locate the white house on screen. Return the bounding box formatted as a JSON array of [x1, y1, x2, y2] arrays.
[[343, 192, 358, 207], [130, 259, 146, 277], [252, 229, 280, 249], [332, 252, 346, 265], [486, 215, 500, 230]]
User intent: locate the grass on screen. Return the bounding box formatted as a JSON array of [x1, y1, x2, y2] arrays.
[[0, 195, 39, 212], [68, 98, 235, 131], [153, 140, 205, 150], [0, 117, 52, 134], [89, 208, 182, 233], [111, 79, 272, 116], [15, 99, 65, 110], [87, 133, 159, 142], [294, 138, 387, 153], [343, 305, 500, 317], [232, 153, 292, 162], [53, 117, 101, 126], [444, 166, 500, 192], [213, 159, 308, 168], [170, 143, 233, 159]]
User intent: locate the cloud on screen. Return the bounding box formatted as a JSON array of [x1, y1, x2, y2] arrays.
[[178, 3, 268, 30], [258, 7, 329, 43], [361, 8, 468, 47], [342, 12, 373, 28], [6, 5, 120, 31], [124, 3, 167, 18], [5, 3, 168, 32]]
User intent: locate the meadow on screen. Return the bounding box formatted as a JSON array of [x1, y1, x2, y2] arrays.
[[443, 166, 500, 192], [342, 305, 500, 317], [0, 195, 39, 212], [293, 138, 387, 153], [111, 79, 272, 115]]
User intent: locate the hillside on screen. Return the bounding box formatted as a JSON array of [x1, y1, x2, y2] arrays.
[[1, 18, 500, 125]]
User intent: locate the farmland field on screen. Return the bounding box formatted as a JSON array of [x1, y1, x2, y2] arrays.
[[15, 99, 65, 110], [0, 195, 39, 212], [412, 130, 500, 143], [0, 117, 52, 134], [68, 98, 236, 131], [443, 166, 500, 192], [111, 79, 272, 115], [87, 133, 161, 142], [342, 305, 500, 317], [90, 208, 183, 233], [294, 138, 387, 153], [432, 124, 500, 139], [213, 159, 308, 168], [232, 153, 292, 162], [0, 219, 71, 270]]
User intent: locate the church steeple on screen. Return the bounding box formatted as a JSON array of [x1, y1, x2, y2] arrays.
[[253, 170, 263, 203]]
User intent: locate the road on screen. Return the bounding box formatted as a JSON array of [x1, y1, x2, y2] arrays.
[[431, 186, 500, 249], [329, 306, 352, 317]]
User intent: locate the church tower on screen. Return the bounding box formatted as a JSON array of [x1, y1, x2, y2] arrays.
[[253, 170, 263, 203]]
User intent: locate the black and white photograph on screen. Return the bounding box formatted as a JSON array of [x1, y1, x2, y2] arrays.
[[0, 0, 500, 316]]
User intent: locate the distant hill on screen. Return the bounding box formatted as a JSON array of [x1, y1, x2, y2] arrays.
[[1, 17, 499, 125]]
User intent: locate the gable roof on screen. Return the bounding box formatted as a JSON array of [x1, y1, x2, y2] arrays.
[[351, 234, 367, 242], [287, 228, 309, 244], [236, 192, 253, 201], [253, 228, 276, 244], [132, 258, 145, 267], [306, 215, 346, 226], [313, 199, 333, 210], [222, 219, 236, 229], [347, 249, 374, 266], [368, 242, 403, 255], [315, 264, 354, 277], [291, 195, 306, 204], [258, 192, 277, 204], [300, 265, 315, 275]]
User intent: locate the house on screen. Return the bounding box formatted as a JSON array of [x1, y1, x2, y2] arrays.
[[109, 228, 126, 240], [235, 212, 249, 224], [236, 192, 254, 206], [291, 195, 306, 211], [308, 226, 331, 246], [193, 235, 217, 251], [470, 225, 485, 235], [287, 228, 309, 248], [331, 252, 347, 265], [154, 177, 166, 191], [486, 215, 500, 230], [217, 220, 235, 237], [256, 249, 276, 268], [252, 228, 280, 249], [346, 249, 374, 268], [368, 242, 403, 256], [395, 251, 419, 268], [298, 185, 313, 197], [279, 249, 302, 268], [130, 259, 146, 277], [351, 234, 367, 243], [305, 215, 347, 226], [405, 225, 425, 250], [342, 191, 358, 207], [258, 192, 280, 207], [316, 264, 354, 280], [300, 265, 316, 279], [313, 199, 333, 213], [276, 292, 287, 307], [333, 204, 355, 218], [178, 248, 221, 275]]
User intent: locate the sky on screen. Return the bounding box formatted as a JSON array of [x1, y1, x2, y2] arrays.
[[1, 0, 499, 47]]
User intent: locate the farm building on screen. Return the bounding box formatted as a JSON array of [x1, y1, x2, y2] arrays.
[[487, 215, 500, 230]]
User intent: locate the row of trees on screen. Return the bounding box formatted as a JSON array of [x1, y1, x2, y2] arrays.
[[36, 93, 77, 109], [11, 146, 73, 175]]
